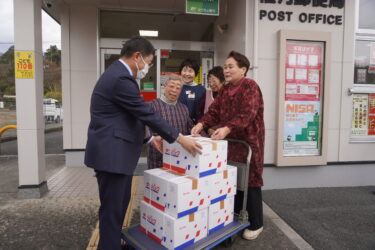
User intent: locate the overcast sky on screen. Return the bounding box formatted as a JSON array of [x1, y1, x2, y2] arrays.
[[0, 0, 61, 54]]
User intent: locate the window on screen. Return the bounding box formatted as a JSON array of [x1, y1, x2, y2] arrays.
[[358, 0, 375, 30], [351, 0, 375, 140], [354, 40, 375, 85]]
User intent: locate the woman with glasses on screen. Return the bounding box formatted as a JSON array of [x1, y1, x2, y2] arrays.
[[205, 66, 225, 112], [197, 66, 226, 136], [147, 74, 194, 169]]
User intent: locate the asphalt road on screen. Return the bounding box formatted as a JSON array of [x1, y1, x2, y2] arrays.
[[263, 187, 375, 250], [0, 130, 63, 155]]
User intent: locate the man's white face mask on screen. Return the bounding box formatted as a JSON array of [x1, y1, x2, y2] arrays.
[[135, 55, 149, 80]]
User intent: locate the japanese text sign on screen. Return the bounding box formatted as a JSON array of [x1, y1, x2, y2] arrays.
[[14, 51, 35, 79]]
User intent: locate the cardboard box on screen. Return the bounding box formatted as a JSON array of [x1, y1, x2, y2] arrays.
[[208, 196, 235, 235], [140, 201, 208, 250], [144, 168, 211, 218], [208, 165, 237, 205], [163, 137, 228, 178], [144, 168, 171, 211], [140, 200, 164, 243]]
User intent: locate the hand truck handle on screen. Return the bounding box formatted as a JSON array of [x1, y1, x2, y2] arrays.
[[225, 139, 252, 223]]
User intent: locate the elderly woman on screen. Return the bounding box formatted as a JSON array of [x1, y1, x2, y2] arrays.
[[147, 74, 194, 169], [191, 51, 265, 240], [204, 66, 225, 113], [178, 58, 206, 124], [196, 66, 226, 136]]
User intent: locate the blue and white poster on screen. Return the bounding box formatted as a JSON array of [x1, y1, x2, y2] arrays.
[[283, 101, 321, 156]]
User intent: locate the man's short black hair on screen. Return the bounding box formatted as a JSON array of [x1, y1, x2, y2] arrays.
[[120, 36, 155, 58], [179, 58, 200, 76]]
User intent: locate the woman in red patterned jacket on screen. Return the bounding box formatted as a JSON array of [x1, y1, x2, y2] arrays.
[[191, 51, 265, 240]]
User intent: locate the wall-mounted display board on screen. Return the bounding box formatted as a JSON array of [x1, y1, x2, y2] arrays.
[[350, 93, 375, 139], [276, 30, 331, 167]]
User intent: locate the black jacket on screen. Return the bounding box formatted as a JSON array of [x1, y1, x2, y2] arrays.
[[84, 60, 178, 175]]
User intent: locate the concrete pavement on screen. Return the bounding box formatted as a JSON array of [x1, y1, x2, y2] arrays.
[[0, 155, 99, 250]]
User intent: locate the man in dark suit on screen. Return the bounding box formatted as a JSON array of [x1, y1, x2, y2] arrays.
[[84, 36, 201, 250]]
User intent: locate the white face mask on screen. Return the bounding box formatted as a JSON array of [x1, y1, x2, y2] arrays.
[[135, 56, 149, 80]]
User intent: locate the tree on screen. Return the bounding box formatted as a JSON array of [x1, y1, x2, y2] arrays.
[[4, 85, 15, 95], [44, 45, 61, 66], [0, 46, 15, 94], [0, 79, 8, 94], [0, 46, 14, 64], [44, 90, 62, 102], [0, 46, 15, 78], [43, 45, 62, 103]]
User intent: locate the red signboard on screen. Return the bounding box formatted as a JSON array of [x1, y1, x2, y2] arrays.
[[161, 50, 170, 59], [140, 91, 157, 102], [285, 43, 322, 101], [368, 94, 375, 135]]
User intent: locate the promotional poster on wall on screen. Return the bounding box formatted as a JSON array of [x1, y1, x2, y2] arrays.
[[285, 43, 322, 101], [351, 94, 369, 136], [283, 41, 324, 156], [368, 94, 375, 135], [351, 94, 375, 137], [283, 101, 321, 156]]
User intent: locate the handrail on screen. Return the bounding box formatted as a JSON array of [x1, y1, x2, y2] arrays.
[[0, 125, 17, 154], [0, 125, 17, 137], [0, 125, 17, 136]]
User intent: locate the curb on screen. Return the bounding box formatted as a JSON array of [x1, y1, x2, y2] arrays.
[[0, 126, 62, 143], [263, 202, 314, 250]]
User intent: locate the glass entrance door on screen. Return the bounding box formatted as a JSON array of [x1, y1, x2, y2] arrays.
[[100, 47, 214, 100], [160, 49, 214, 88], [100, 48, 158, 102]]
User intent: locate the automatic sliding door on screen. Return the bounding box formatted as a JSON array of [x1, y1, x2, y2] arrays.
[[159, 50, 214, 89]]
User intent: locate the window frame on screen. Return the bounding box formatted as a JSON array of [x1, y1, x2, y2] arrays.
[[350, 0, 375, 141]]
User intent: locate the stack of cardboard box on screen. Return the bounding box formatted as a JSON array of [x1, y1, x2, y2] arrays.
[[141, 137, 237, 250]]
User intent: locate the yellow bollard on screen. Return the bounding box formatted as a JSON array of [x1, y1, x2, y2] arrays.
[[0, 125, 17, 154]]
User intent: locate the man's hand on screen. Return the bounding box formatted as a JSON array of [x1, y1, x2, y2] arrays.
[[191, 123, 204, 137], [151, 136, 163, 153], [177, 135, 202, 156], [211, 126, 231, 140]]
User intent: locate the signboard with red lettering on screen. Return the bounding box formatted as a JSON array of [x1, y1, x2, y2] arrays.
[[285, 43, 322, 101], [367, 94, 375, 135], [351, 94, 375, 137], [351, 94, 369, 136], [283, 41, 324, 156], [14, 51, 35, 78]]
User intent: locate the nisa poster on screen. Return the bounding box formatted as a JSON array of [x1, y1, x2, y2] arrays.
[[283, 101, 321, 156]]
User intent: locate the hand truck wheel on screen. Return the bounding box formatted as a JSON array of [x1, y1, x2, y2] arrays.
[[221, 236, 235, 248]]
